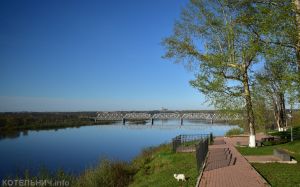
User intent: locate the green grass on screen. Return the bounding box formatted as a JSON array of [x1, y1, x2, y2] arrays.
[[181, 140, 199, 147], [129, 144, 198, 187], [253, 162, 300, 187], [236, 146, 275, 155], [237, 140, 300, 187]]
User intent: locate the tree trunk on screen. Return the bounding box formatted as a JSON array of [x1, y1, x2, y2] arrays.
[[271, 92, 287, 131], [272, 96, 281, 130], [278, 93, 287, 128], [243, 70, 256, 147]]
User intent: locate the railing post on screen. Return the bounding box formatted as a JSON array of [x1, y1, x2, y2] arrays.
[[172, 135, 182, 152], [195, 136, 210, 172], [172, 138, 176, 152], [209, 133, 213, 144]]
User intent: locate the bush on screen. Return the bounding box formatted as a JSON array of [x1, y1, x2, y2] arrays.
[[262, 140, 288, 146], [269, 127, 300, 141], [74, 159, 136, 187], [225, 128, 244, 136], [6, 167, 76, 187]]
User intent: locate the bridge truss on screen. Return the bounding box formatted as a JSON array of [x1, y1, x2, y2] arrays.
[[93, 112, 241, 124]]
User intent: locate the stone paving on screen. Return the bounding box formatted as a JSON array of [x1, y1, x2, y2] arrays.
[[245, 155, 281, 163], [199, 136, 270, 187]]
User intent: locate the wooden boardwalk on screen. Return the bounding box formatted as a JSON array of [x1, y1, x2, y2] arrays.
[[199, 137, 270, 187]]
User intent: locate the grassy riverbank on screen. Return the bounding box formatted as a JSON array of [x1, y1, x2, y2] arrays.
[[75, 144, 198, 187], [237, 139, 300, 186], [129, 144, 198, 187], [9, 144, 199, 187]]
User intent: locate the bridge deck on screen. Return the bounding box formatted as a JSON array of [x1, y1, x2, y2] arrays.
[[93, 112, 241, 121]]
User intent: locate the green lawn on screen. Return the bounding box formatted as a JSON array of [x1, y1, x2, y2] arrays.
[[129, 144, 199, 187], [237, 145, 275, 155], [237, 140, 300, 187]]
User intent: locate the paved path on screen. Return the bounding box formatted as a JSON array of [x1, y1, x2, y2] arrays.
[[199, 136, 270, 187]]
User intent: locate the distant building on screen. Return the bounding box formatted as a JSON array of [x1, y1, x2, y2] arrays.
[[161, 107, 168, 112]]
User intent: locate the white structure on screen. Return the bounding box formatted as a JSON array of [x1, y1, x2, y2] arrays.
[[249, 134, 256, 148]]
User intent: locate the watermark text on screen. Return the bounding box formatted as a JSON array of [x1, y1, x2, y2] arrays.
[[2, 179, 69, 187]]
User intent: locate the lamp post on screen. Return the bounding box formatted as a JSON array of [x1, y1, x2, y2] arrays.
[[287, 112, 293, 142]]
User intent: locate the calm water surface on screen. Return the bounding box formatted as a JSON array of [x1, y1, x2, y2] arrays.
[[0, 120, 237, 180]]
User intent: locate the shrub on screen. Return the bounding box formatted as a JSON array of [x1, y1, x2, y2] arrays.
[[225, 128, 244, 136], [269, 127, 300, 141], [74, 159, 136, 187], [262, 140, 288, 146]]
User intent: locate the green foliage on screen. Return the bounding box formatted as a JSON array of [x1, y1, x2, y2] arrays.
[[163, 0, 299, 138], [289, 110, 300, 127], [251, 96, 273, 131], [262, 140, 288, 146], [225, 128, 244, 136], [6, 167, 76, 187], [162, 0, 261, 111], [0, 112, 117, 140], [243, 0, 299, 101], [269, 126, 300, 140], [75, 159, 135, 187], [253, 42, 298, 129]]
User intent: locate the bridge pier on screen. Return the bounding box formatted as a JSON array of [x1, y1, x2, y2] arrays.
[[122, 118, 126, 125], [151, 118, 154, 125], [211, 118, 214, 124], [180, 118, 183, 125]]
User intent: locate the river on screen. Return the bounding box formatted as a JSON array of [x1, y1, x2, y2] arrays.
[[0, 120, 237, 180]]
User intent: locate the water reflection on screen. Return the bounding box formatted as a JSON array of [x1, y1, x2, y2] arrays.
[[0, 131, 22, 140]]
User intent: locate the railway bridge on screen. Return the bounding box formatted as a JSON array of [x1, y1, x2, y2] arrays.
[[92, 111, 241, 125]]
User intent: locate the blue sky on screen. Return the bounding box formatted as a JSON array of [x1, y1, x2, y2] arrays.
[[0, 0, 209, 112]]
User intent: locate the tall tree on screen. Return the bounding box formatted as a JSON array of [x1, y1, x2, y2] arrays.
[[256, 68, 292, 131], [294, 0, 300, 77], [163, 0, 260, 147], [240, 1, 299, 89], [255, 44, 297, 131], [251, 91, 272, 131]]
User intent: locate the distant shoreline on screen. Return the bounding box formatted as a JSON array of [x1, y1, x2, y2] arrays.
[[0, 111, 238, 140]]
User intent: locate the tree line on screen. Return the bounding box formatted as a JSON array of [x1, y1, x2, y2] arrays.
[[0, 112, 95, 132], [163, 0, 300, 147]]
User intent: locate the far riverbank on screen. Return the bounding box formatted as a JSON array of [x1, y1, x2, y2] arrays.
[[0, 111, 238, 139]]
